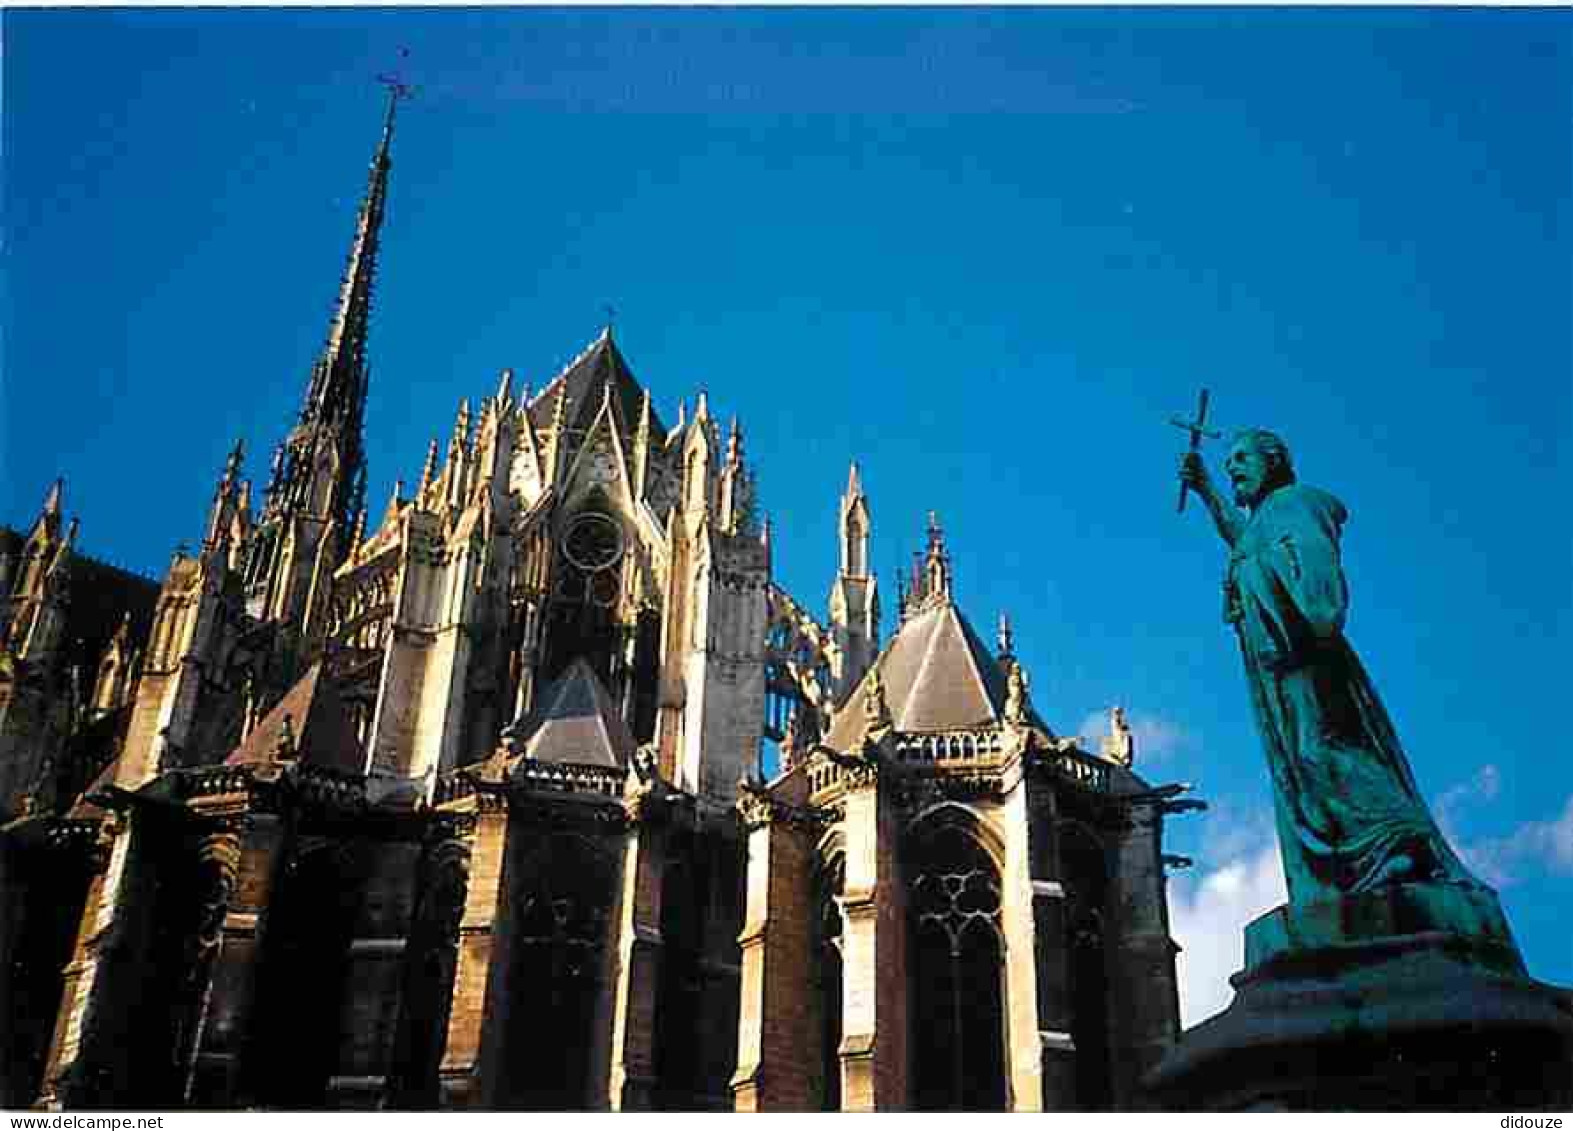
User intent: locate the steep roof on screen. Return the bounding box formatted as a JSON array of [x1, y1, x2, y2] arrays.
[[526, 329, 666, 445], [225, 662, 363, 775], [511, 658, 635, 770], [824, 600, 1018, 750]]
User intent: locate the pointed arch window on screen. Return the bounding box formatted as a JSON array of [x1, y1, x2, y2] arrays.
[[388, 839, 469, 1108], [1059, 821, 1113, 1111], [907, 817, 1007, 1112], [542, 504, 625, 686], [498, 833, 614, 1110], [813, 854, 845, 1111]]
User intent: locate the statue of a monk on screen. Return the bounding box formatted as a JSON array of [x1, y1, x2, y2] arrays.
[[1180, 429, 1473, 904]]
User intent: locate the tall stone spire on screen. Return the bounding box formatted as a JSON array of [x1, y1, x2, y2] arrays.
[[299, 87, 399, 434], [245, 86, 405, 631]]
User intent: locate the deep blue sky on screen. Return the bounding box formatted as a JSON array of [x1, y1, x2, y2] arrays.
[[6, 9, 1570, 1016]]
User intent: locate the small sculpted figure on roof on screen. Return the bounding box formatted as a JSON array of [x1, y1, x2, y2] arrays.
[[1003, 659, 1030, 727]]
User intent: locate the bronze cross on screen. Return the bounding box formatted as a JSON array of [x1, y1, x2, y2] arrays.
[[377, 47, 416, 103], [1170, 387, 1220, 514]]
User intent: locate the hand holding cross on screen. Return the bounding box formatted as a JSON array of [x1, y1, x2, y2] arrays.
[[1170, 388, 1221, 514]]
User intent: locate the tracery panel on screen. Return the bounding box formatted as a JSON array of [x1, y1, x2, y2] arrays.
[[907, 817, 1006, 1112]]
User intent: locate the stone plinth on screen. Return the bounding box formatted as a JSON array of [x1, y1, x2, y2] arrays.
[[1147, 883, 1573, 1111]]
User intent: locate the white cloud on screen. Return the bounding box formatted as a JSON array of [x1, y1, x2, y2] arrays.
[[1166, 818, 1287, 1028], [1075, 708, 1189, 763], [1163, 782, 1573, 1028], [1434, 763, 1502, 845], [1458, 793, 1573, 888]]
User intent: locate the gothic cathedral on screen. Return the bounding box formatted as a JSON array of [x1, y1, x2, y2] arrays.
[[0, 95, 1194, 1111]]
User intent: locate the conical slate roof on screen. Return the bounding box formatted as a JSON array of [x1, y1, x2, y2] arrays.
[[824, 600, 1016, 751], [526, 329, 665, 444], [511, 657, 635, 770], [226, 662, 363, 775]]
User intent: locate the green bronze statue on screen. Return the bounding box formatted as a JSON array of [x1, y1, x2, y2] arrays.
[[1179, 430, 1474, 904]]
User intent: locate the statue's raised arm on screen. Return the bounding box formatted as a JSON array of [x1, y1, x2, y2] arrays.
[[1177, 449, 1244, 547]]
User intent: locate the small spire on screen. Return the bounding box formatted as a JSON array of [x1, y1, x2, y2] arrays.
[[726, 416, 743, 463], [675, 398, 687, 431], [694, 389, 710, 422], [223, 438, 245, 486], [496, 367, 514, 407], [997, 611, 1014, 658], [383, 477, 405, 525], [42, 478, 63, 519], [923, 512, 951, 604], [846, 461, 863, 498], [453, 398, 472, 444], [419, 438, 439, 496], [351, 503, 368, 549]]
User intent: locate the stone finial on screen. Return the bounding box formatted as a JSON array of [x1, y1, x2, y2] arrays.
[[780, 707, 803, 769], [726, 416, 743, 463], [382, 478, 404, 526], [1101, 705, 1135, 767], [418, 438, 439, 497], [239, 669, 259, 742], [276, 713, 297, 761], [863, 665, 891, 731], [1003, 658, 1030, 727], [997, 610, 1014, 658]]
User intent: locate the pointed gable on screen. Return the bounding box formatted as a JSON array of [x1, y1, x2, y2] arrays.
[[226, 662, 363, 775], [511, 658, 635, 770], [526, 330, 666, 449], [824, 601, 1013, 751]]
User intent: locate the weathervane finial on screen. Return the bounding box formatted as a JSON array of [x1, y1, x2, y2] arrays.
[[375, 47, 416, 140]]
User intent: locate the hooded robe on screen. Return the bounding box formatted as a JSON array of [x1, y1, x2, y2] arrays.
[[1225, 483, 1471, 901]]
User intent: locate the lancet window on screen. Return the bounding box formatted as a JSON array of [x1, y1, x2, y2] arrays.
[[1059, 821, 1113, 1111], [497, 833, 614, 1109], [387, 839, 469, 1108], [541, 505, 626, 687], [907, 815, 1007, 1112], [813, 853, 846, 1111]]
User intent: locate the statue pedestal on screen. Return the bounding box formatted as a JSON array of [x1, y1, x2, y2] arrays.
[[1147, 883, 1573, 1110]]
